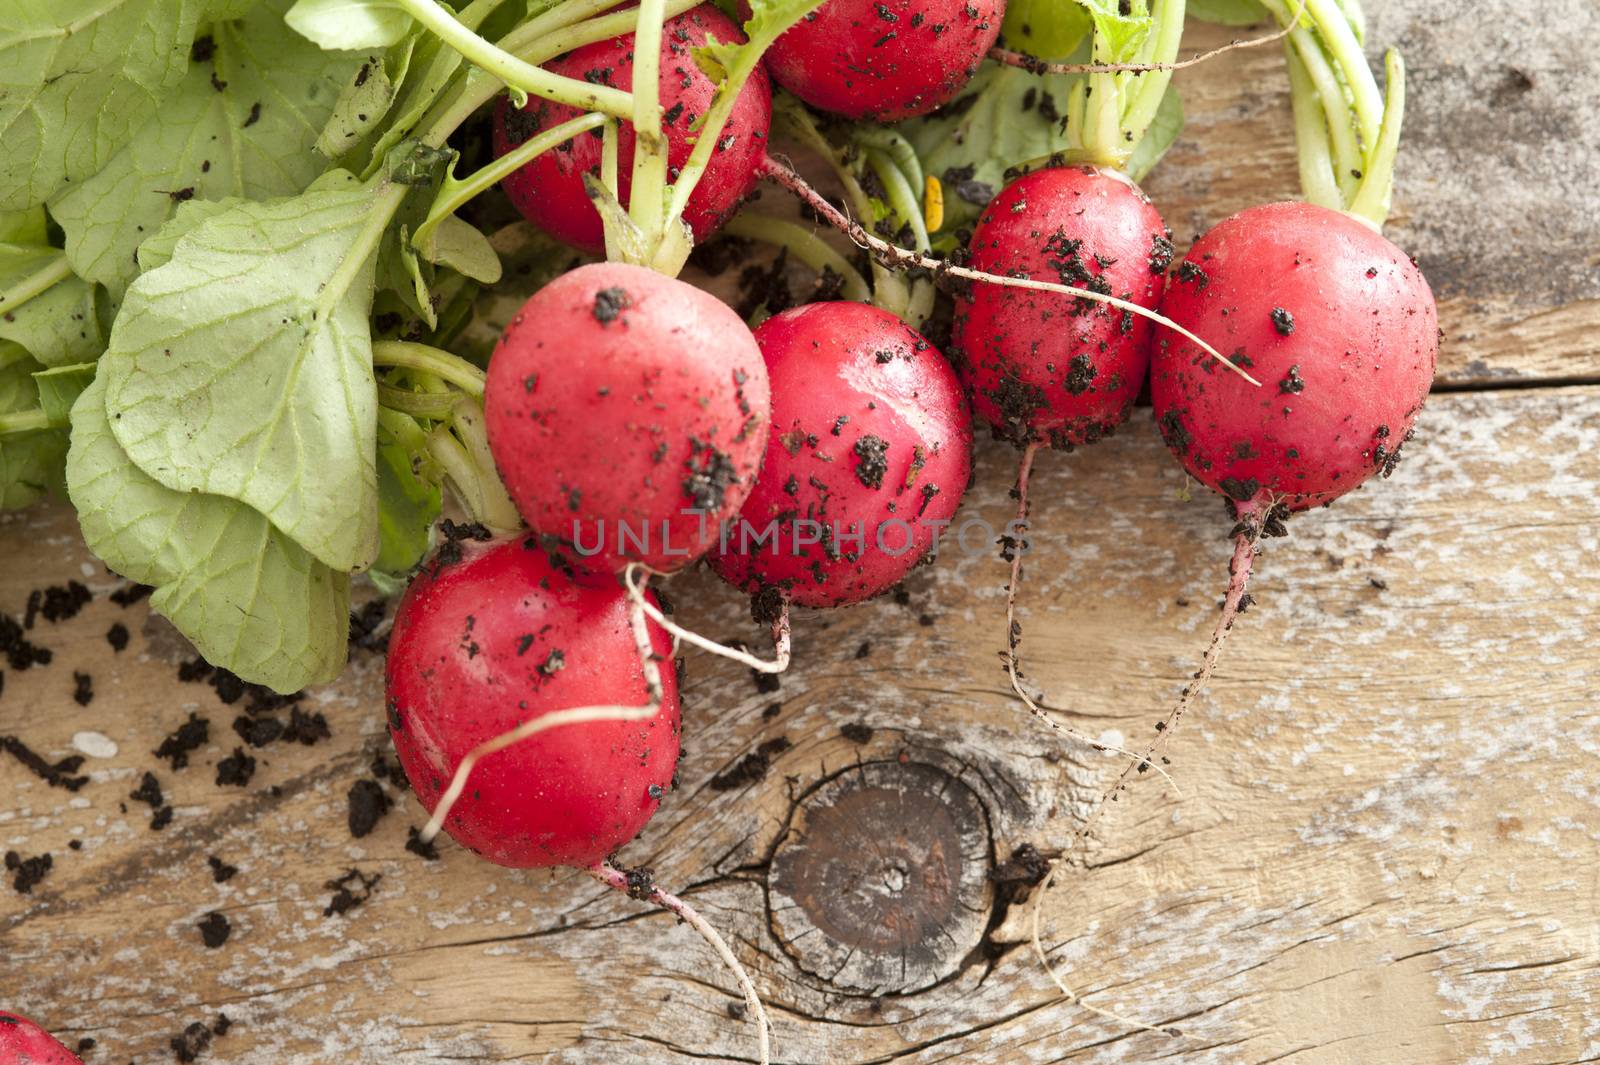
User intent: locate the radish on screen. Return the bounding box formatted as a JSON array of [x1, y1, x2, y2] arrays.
[[483, 261, 770, 577], [492, 5, 772, 254], [386, 534, 771, 1058], [709, 301, 972, 608], [1115, 35, 1435, 796], [954, 165, 1170, 452], [758, 0, 1005, 121], [386, 536, 679, 868], [0, 1011, 82, 1064]]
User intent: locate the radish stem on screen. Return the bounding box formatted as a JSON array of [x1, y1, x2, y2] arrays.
[[722, 213, 873, 302], [413, 112, 607, 257], [627, 0, 670, 235], [393, 0, 634, 117], [372, 341, 486, 397], [0, 251, 71, 314]]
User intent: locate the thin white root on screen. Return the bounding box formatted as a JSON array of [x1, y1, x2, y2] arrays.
[[990, 0, 1306, 77], [1028, 858, 1191, 1041], [626, 563, 792, 674], [420, 575, 667, 844], [758, 156, 1261, 387], [590, 863, 772, 1064], [1002, 445, 1184, 796]]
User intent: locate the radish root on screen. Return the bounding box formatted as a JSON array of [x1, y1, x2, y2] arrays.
[[626, 563, 792, 674], [990, 0, 1306, 77], [1022, 511, 1272, 1037], [589, 862, 772, 1064], [1001, 445, 1182, 794], [419, 570, 667, 844], [757, 155, 1259, 386]]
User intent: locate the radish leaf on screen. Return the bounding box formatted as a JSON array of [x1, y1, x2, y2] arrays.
[[100, 173, 387, 573], [0, 0, 210, 211], [50, 0, 364, 300], [68, 371, 351, 692]]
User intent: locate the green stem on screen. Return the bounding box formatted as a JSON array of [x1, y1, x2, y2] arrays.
[[372, 340, 486, 397], [601, 118, 621, 196], [0, 408, 49, 434], [1302, 0, 1382, 148], [663, 0, 827, 231], [1122, 0, 1186, 145], [1289, 27, 1361, 203], [1347, 49, 1404, 228], [426, 426, 492, 524], [627, 0, 670, 235], [0, 250, 71, 314], [723, 213, 873, 302], [853, 129, 924, 197], [1285, 44, 1342, 211], [413, 112, 606, 256], [379, 382, 461, 417], [449, 398, 521, 533], [393, 0, 634, 118], [865, 148, 930, 252], [772, 101, 910, 314]]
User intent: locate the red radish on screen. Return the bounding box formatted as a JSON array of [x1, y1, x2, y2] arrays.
[[386, 535, 679, 868], [386, 535, 772, 1059], [1152, 201, 1436, 514], [758, 0, 1004, 122], [493, 5, 772, 254], [953, 165, 1171, 450], [0, 1012, 83, 1064], [709, 301, 972, 608], [484, 261, 770, 576]]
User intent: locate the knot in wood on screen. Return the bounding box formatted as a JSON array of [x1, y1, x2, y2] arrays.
[[767, 761, 993, 994]]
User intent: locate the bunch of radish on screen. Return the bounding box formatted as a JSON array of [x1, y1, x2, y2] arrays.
[[322, 0, 1434, 1056]]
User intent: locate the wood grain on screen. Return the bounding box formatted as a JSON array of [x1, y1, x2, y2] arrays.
[[4, 380, 1597, 1063], [4, 1, 1600, 1063]]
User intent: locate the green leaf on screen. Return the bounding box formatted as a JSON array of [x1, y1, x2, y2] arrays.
[[1187, 0, 1268, 24], [1079, 0, 1152, 61], [100, 175, 387, 573], [207, 0, 265, 18], [0, 342, 66, 508], [0, 207, 48, 245], [373, 406, 440, 578], [48, 0, 364, 300], [316, 45, 410, 160], [67, 371, 350, 692], [901, 63, 1083, 235], [420, 216, 502, 284], [0, 0, 210, 210], [1126, 83, 1183, 182], [0, 246, 105, 368], [1002, 0, 1092, 58], [33, 362, 98, 425], [135, 199, 245, 273], [285, 0, 413, 50]]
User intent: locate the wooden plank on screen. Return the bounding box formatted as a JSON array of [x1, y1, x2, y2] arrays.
[[4, 383, 1596, 1062]]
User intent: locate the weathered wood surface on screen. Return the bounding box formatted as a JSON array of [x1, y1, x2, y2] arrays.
[[4, 2, 1600, 1063]]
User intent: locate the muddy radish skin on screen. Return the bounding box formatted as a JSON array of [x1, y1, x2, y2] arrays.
[[953, 166, 1172, 449], [760, 0, 1005, 122], [386, 537, 679, 869], [1152, 201, 1438, 513], [710, 302, 972, 608], [493, 5, 771, 253], [484, 262, 770, 575], [0, 1012, 83, 1064]]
